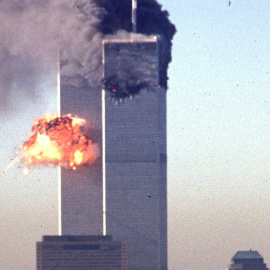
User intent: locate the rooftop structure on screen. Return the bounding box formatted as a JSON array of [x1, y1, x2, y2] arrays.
[[227, 251, 269, 270]]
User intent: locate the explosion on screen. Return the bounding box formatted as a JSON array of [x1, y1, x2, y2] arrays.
[[21, 114, 100, 170], [103, 75, 149, 98]]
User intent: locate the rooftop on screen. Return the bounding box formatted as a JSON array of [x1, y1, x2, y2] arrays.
[[42, 235, 113, 242], [232, 251, 263, 260], [103, 33, 159, 44]]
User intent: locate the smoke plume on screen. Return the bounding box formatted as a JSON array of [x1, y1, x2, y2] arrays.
[[0, 0, 176, 110]]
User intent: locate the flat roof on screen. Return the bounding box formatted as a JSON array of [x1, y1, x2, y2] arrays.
[[42, 235, 113, 242], [103, 34, 158, 44]]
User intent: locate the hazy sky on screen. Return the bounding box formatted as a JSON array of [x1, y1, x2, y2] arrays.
[[1, 0, 270, 269]]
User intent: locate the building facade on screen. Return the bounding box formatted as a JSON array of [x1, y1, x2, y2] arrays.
[[59, 58, 103, 236], [102, 37, 167, 270], [37, 235, 127, 270], [227, 251, 269, 270]]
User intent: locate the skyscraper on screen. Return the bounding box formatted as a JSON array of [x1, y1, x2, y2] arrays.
[[37, 0, 174, 268], [227, 251, 269, 270], [57, 35, 167, 269], [102, 36, 167, 270], [58, 59, 103, 236]]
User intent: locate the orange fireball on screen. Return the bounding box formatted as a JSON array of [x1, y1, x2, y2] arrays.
[[21, 114, 100, 169]]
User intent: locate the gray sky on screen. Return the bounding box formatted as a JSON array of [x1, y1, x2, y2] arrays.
[[1, 0, 270, 269]]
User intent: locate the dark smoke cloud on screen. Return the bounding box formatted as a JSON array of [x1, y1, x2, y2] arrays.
[[94, 0, 176, 91], [104, 74, 149, 99], [0, 0, 175, 111]]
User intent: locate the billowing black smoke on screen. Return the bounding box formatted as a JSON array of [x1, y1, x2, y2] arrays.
[[95, 0, 176, 85], [103, 75, 149, 99], [0, 0, 176, 111], [94, 0, 176, 39]]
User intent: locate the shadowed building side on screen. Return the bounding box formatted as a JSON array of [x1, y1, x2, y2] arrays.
[[59, 62, 103, 235], [103, 37, 167, 270]]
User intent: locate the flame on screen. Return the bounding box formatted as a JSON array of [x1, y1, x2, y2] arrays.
[[21, 114, 100, 170], [23, 167, 29, 175]]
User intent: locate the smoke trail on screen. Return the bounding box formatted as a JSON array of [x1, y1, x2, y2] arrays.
[[0, 0, 176, 110]]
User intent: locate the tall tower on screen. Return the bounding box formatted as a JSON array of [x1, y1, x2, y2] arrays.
[[58, 59, 103, 236], [102, 36, 167, 270]]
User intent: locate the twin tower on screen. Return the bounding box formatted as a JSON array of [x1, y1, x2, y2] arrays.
[[57, 36, 167, 270]]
